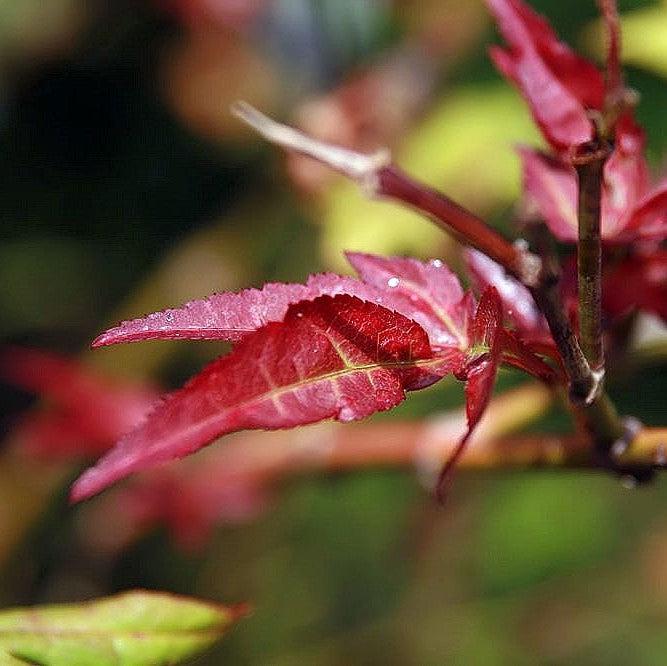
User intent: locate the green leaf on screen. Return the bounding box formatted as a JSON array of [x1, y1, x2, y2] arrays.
[[0, 590, 249, 666]]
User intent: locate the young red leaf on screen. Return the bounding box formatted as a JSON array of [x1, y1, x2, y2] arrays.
[[346, 251, 473, 349], [92, 273, 384, 347], [436, 287, 504, 499], [72, 295, 465, 501], [486, 0, 601, 149], [464, 248, 549, 340], [0, 348, 156, 457]]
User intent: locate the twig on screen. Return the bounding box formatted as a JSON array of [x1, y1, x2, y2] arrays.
[[572, 141, 610, 372], [232, 101, 540, 286]]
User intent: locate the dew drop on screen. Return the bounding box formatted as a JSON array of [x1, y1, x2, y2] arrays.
[[338, 405, 356, 422], [165, 312, 174, 322], [430, 258, 444, 268], [387, 277, 400, 288]]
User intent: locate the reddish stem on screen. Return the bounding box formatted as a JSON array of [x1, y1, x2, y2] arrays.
[[377, 166, 527, 280]]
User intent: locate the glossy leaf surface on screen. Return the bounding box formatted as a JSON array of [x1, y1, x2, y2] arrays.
[[346, 251, 473, 349], [464, 248, 548, 339], [92, 273, 383, 347]]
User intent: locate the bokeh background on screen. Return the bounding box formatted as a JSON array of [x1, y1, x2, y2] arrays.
[[1, 0, 667, 663]]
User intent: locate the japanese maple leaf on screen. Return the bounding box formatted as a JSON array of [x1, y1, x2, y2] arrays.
[[72, 294, 466, 500], [93, 253, 475, 352], [75, 255, 554, 501], [486, 0, 607, 150], [0, 348, 157, 459]]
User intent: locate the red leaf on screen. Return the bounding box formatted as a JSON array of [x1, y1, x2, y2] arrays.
[[92, 274, 383, 347], [598, 0, 622, 99], [603, 251, 667, 322], [520, 128, 655, 243], [0, 348, 156, 456], [498, 329, 558, 383], [436, 287, 503, 500], [518, 146, 578, 241], [346, 251, 473, 350], [486, 0, 601, 148], [603, 114, 650, 237], [618, 182, 667, 243], [464, 248, 549, 340], [72, 295, 464, 501]]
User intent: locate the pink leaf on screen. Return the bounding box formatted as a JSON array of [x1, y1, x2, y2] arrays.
[[486, 0, 600, 148], [92, 273, 384, 347], [346, 251, 473, 349], [72, 295, 464, 501], [518, 146, 578, 241], [463, 248, 549, 339], [436, 287, 503, 500]]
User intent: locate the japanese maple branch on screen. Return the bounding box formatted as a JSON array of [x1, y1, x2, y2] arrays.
[[571, 140, 627, 454], [573, 141, 609, 372], [232, 103, 625, 448]]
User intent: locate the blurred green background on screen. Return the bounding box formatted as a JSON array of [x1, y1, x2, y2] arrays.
[[1, 0, 667, 663]]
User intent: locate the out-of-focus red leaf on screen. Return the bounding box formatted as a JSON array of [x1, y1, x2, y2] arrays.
[[518, 146, 578, 241], [463, 248, 549, 339], [519, 130, 661, 243], [156, 0, 267, 30], [619, 183, 667, 243], [93, 470, 271, 551], [73, 295, 465, 501], [486, 0, 600, 148], [436, 287, 503, 499], [346, 252, 474, 350], [0, 349, 157, 458], [598, 0, 622, 99], [603, 251, 667, 322], [602, 114, 650, 237], [93, 274, 383, 347]]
